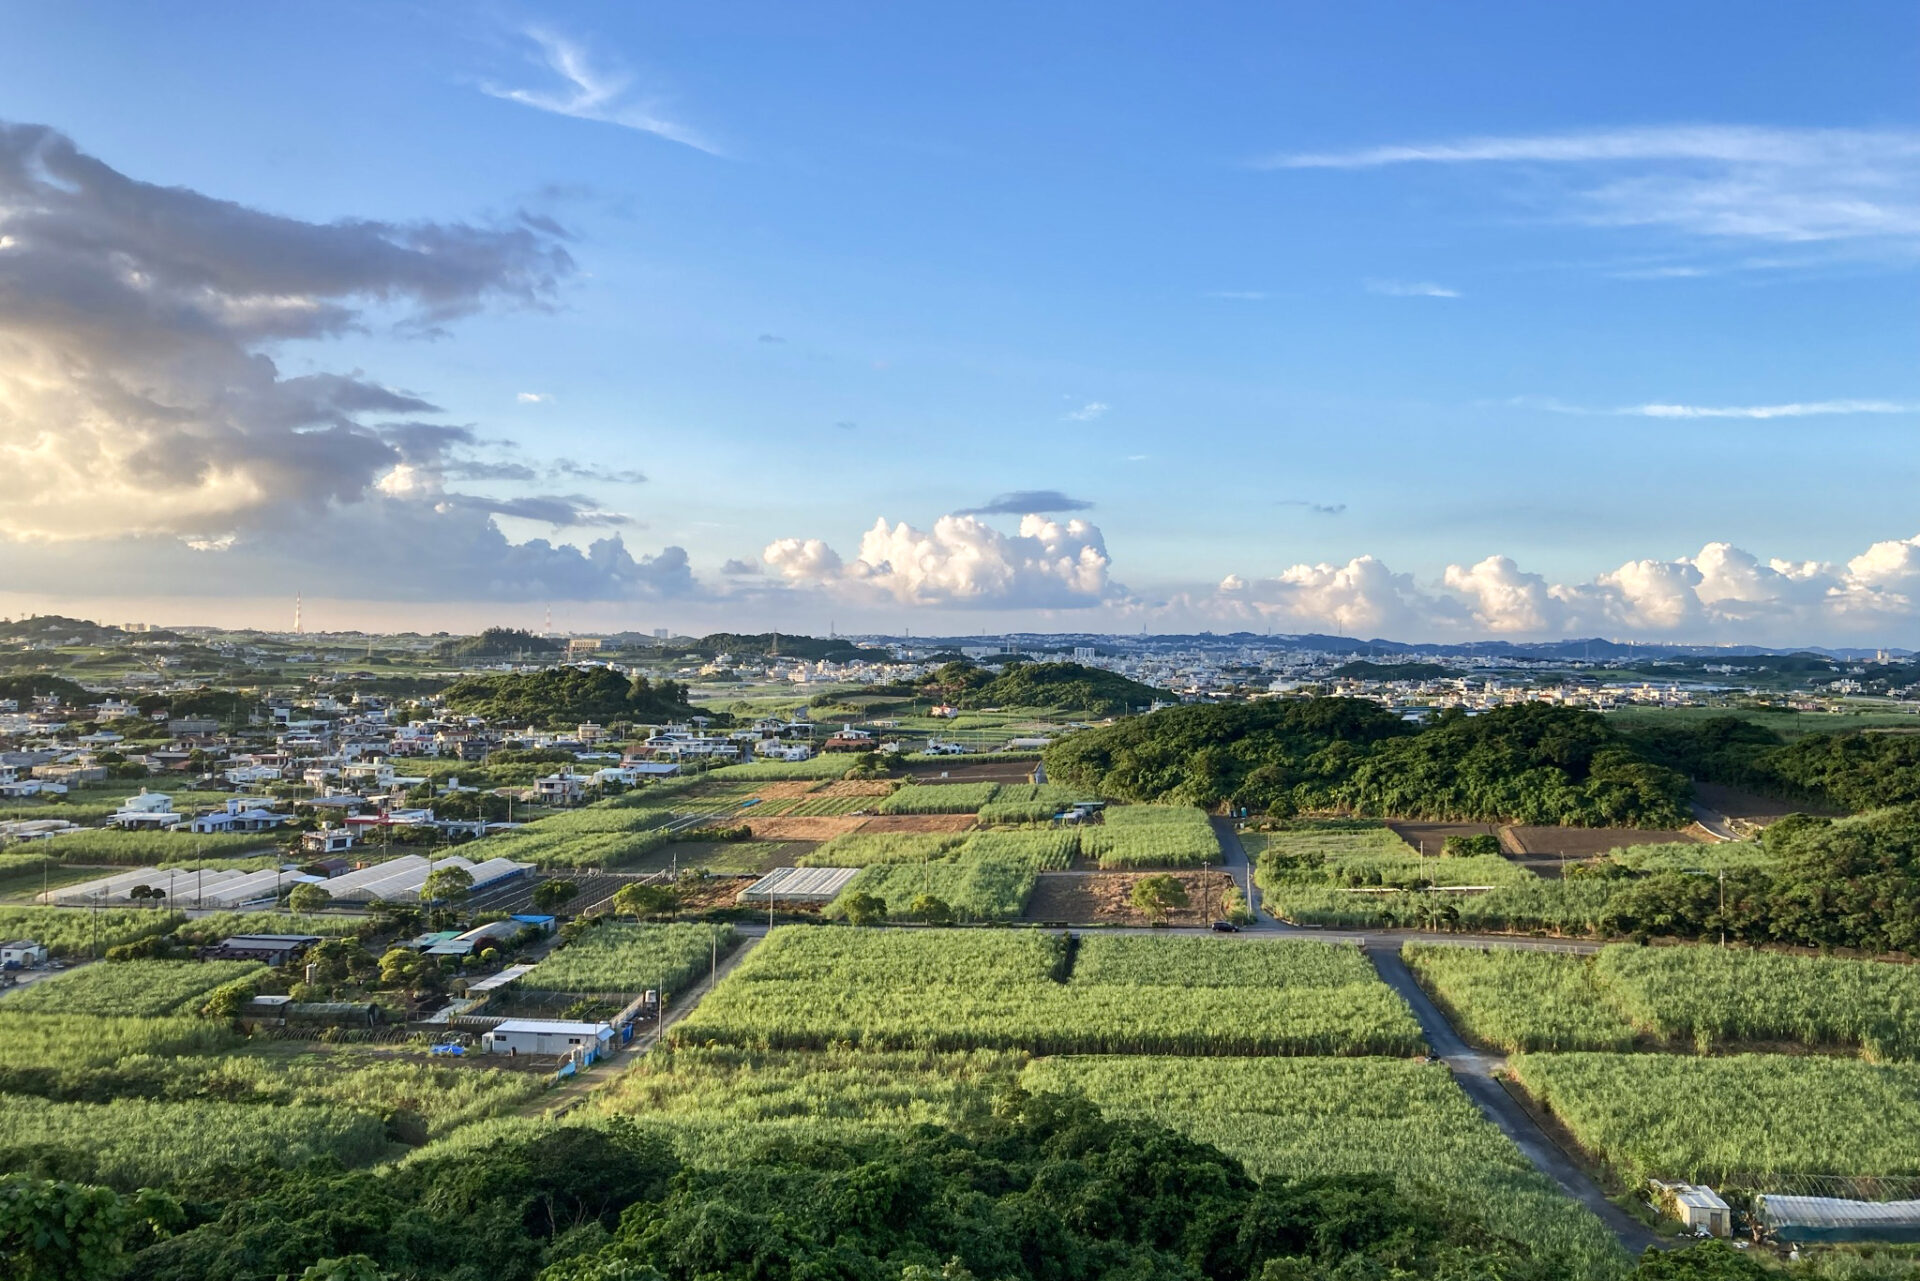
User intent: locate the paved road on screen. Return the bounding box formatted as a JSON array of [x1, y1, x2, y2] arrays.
[[1366, 944, 1662, 1257], [1213, 817, 1281, 930]]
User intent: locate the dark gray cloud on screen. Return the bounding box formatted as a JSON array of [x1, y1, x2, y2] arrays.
[[1279, 500, 1348, 516], [958, 490, 1096, 516], [721, 558, 762, 576], [0, 121, 574, 540]]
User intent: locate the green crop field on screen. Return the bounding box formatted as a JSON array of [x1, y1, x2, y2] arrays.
[[1404, 945, 1638, 1052], [1510, 1052, 1920, 1185], [1607, 841, 1775, 873], [827, 857, 1037, 922], [976, 783, 1090, 824], [0, 905, 183, 957], [874, 782, 1000, 814], [782, 794, 874, 817], [797, 831, 965, 866], [516, 922, 739, 997], [1405, 943, 1920, 1058], [173, 910, 371, 942], [1081, 805, 1221, 868], [708, 756, 857, 781], [671, 928, 1422, 1056], [0, 1013, 237, 1071], [1024, 1055, 1626, 1281], [955, 827, 1079, 869], [2, 958, 267, 1017], [36, 829, 277, 864], [0, 1094, 392, 1189]]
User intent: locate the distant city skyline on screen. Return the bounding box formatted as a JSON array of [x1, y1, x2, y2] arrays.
[[0, 4, 1915, 643]]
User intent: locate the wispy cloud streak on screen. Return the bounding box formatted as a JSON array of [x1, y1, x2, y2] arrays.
[[484, 29, 719, 155]]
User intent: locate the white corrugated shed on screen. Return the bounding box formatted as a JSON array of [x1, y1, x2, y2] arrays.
[[737, 865, 861, 904]]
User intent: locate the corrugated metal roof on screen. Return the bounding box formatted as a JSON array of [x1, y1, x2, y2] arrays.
[[1761, 1195, 1920, 1230]]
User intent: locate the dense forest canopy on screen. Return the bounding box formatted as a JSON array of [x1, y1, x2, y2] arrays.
[[22, 1092, 1632, 1281], [1046, 700, 1692, 827], [1624, 716, 1920, 812], [923, 661, 1164, 717], [441, 667, 695, 728], [436, 628, 562, 660], [0, 673, 92, 705], [1598, 804, 1920, 954]]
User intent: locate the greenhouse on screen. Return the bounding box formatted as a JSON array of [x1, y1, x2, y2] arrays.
[[1758, 1195, 1920, 1244]]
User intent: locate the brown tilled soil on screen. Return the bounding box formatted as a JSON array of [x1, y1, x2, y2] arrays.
[[1022, 871, 1240, 926], [743, 815, 870, 842], [747, 781, 822, 800], [1503, 826, 1701, 857], [674, 876, 759, 910], [855, 813, 978, 833], [817, 779, 898, 797]]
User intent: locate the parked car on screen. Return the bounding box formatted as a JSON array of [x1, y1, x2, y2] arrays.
[[1210, 920, 1240, 933]]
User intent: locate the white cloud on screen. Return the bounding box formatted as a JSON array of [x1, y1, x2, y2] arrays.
[[1442, 556, 1562, 633], [1260, 125, 1920, 256], [1627, 400, 1913, 420], [763, 512, 1117, 609], [1365, 279, 1460, 298], [482, 28, 719, 155], [1064, 401, 1109, 422], [517, 392, 551, 404]]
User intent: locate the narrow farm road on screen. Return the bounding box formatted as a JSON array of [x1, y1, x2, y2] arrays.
[[1365, 944, 1663, 1257], [1213, 818, 1279, 931], [532, 934, 759, 1119]]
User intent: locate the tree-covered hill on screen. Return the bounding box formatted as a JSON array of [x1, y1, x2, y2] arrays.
[[441, 667, 696, 728], [1624, 715, 1920, 813], [1046, 700, 1691, 826], [925, 661, 1164, 717], [435, 628, 562, 661]]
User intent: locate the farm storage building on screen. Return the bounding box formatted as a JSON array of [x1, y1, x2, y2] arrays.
[[201, 934, 321, 965], [1758, 1196, 1920, 1244], [321, 855, 530, 904], [480, 1018, 615, 1057]]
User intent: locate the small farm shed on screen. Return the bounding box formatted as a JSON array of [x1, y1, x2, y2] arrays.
[[1758, 1196, 1920, 1244], [738, 866, 861, 906], [202, 934, 321, 965], [481, 1018, 615, 1057], [1651, 1182, 1731, 1236], [1, 941, 48, 968]]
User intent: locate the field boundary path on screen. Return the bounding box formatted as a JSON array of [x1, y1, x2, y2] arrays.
[[531, 934, 760, 1119], [1364, 944, 1662, 1257], [1213, 818, 1280, 931]]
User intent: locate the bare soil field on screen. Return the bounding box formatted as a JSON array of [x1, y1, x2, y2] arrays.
[[854, 813, 978, 834], [816, 779, 897, 798], [1502, 826, 1700, 857], [737, 815, 868, 843], [1023, 870, 1240, 926], [901, 759, 1041, 783], [1384, 821, 1500, 857]]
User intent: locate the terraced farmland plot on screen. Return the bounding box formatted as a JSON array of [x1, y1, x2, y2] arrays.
[[1023, 1056, 1626, 1281], [670, 927, 1421, 1056], [1510, 1052, 1920, 1184], [516, 922, 739, 998], [1081, 805, 1221, 868], [782, 795, 876, 817], [1, 959, 266, 1017], [798, 831, 964, 866], [956, 827, 1079, 869]]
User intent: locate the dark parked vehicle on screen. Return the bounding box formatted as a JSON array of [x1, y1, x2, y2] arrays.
[[1211, 920, 1240, 933]]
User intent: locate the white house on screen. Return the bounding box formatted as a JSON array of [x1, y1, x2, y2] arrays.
[[302, 825, 360, 856], [480, 1018, 615, 1058], [110, 789, 181, 829], [190, 799, 293, 834], [0, 778, 65, 800], [756, 741, 813, 762], [533, 773, 586, 804]]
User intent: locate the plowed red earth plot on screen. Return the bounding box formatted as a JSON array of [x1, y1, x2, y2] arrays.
[[1022, 871, 1239, 926]]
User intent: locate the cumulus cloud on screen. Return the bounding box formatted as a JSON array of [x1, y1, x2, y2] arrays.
[[720, 558, 762, 577], [1198, 532, 1920, 643], [1365, 279, 1460, 298], [958, 490, 1095, 517], [481, 28, 719, 155], [1064, 401, 1109, 422], [764, 513, 1117, 609], [0, 121, 698, 604]]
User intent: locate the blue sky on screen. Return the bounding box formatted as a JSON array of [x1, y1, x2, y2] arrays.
[[0, 2, 1915, 641]]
